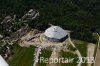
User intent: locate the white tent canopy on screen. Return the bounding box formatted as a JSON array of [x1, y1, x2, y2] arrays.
[[44, 26, 69, 39], [0, 55, 9, 66]]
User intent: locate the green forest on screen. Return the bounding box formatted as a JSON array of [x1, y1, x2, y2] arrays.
[[0, 0, 100, 43]]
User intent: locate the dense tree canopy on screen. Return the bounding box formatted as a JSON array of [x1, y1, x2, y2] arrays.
[[0, 0, 100, 43]]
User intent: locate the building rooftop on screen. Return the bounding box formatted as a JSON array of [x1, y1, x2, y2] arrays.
[[44, 26, 69, 39]]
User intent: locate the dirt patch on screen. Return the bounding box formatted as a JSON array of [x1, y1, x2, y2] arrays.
[[87, 43, 96, 66]]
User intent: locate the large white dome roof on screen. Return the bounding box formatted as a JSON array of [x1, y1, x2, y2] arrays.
[[0, 55, 9, 66], [44, 26, 68, 39]]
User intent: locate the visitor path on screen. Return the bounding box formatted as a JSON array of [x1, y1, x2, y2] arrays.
[[47, 48, 59, 66], [87, 43, 96, 66], [68, 37, 82, 66], [95, 33, 100, 66], [33, 47, 42, 66], [95, 49, 100, 66]]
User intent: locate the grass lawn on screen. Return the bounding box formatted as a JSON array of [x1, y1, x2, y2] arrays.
[[7, 44, 35, 66], [0, 40, 3, 46], [61, 39, 88, 66], [7, 39, 89, 66], [75, 40, 88, 66], [61, 51, 78, 66], [38, 49, 52, 66]]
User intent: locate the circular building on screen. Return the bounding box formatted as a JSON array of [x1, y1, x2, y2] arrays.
[[44, 26, 69, 42]]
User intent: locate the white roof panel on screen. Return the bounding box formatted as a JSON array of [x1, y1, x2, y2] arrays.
[[44, 26, 68, 39]]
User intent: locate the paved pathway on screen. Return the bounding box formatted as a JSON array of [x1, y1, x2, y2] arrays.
[[33, 47, 42, 66], [87, 43, 96, 66], [68, 37, 82, 66], [95, 33, 100, 66], [95, 48, 100, 66]]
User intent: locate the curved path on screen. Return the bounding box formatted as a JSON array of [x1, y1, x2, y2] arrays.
[[68, 37, 82, 66], [68, 34, 82, 66]]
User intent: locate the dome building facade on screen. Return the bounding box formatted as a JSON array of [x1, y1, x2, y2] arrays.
[[44, 26, 69, 42]]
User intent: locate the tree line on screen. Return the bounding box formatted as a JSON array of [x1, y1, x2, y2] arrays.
[[0, 0, 100, 43]]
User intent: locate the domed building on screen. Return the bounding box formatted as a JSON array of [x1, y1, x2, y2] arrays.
[[44, 26, 69, 42]]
